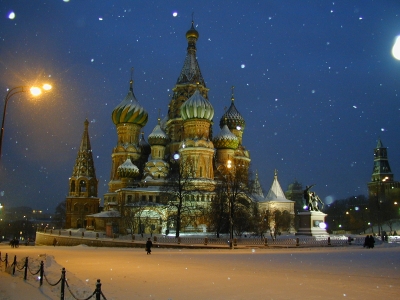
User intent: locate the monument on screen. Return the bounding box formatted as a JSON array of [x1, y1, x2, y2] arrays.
[[296, 185, 329, 236]]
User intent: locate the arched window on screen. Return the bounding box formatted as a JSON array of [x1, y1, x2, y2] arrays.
[[79, 180, 86, 192], [70, 180, 75, 193]]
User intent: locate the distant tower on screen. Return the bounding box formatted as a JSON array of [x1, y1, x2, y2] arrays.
[[65, 119, 100, 228], [367, 138, 400, 201], [285, 179, 304, 213]]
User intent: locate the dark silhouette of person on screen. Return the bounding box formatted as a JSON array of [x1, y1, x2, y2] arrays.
[[53, 238, 57, 247], [369, 235, 375, 248], [146, 238, 153, 254]]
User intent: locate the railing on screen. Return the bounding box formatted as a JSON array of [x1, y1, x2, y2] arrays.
[[36, 228, 371, 248], [0, 251, 107, 300]]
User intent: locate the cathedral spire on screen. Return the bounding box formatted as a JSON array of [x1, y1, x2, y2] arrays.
[[176, 19, 205, 86], [73, 119, 96, 179]]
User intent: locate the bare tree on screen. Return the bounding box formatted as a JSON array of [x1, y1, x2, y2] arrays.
[[215, 162, 251, 247], [160, 157, 199, 237], [205, 182, 229, 237]]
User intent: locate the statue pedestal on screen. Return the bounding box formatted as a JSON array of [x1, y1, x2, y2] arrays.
[[296, 211, 329, 236]]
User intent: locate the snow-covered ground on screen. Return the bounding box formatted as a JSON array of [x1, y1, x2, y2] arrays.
[[0, 243, 399, 299]]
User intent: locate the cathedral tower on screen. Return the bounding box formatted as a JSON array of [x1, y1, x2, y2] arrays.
[[65, 119, 100, 228], [109, 77, 148, 192], [165, 20, 210, 158]]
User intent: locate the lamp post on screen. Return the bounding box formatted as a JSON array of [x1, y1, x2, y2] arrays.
[[226, 159, 234, 249], [0, 84, 52, 159]]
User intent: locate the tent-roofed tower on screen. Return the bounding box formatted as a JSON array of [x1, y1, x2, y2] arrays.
[[165, 19, 210, 158], [66, 119, 100, 229], [367, 138, 400, 201]]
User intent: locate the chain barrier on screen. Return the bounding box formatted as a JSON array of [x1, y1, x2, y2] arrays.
[[1, 252, 107, 300], [65, 280, 96, 300], [27, 262, 42, 276], [43, 271, 62, 286]]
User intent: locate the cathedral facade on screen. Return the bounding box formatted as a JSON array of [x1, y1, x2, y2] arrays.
[[66, 22, 295, 235]]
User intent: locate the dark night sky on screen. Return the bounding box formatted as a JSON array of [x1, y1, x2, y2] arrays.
[[1, 0, 400, 212]]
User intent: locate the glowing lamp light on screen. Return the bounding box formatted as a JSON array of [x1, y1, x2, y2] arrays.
[[30, 86, 42, 96], [227, 159, 232, 168], [173, 153, 180, 160], [303, 205, 308, 210], [318, 222, 327, 229], [392, 36, 400, 60], [42, 83, 52, 91]]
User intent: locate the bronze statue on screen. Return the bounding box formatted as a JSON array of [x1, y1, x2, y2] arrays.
[[303, 185, 323, 211]]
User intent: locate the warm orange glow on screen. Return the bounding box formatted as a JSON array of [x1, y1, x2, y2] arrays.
[[30, 86, 42, 96], [42, 83, 52, 90]]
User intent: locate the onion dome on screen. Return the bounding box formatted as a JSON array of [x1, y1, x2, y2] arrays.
[[213, 125, 239, 149], [181, 89, 214, 121], [148, 118, 169, 146], [219, 87, 245, 130], [112, 79, 148, 127], [117, 158, 139, 178], [186, 20, 199, 40], [139, 132, 151, 155]]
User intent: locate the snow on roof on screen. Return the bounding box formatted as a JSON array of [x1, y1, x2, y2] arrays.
[[87, 210, 121, 218], [264, 170, 294, 203]]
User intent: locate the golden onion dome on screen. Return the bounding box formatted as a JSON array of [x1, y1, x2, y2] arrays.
[[186, 21, 199, 40], [112, 80, 148, 127]]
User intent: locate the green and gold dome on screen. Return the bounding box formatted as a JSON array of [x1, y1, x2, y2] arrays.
[[112, 79, 148, 127], [213, 125, 239, 149], [117, 158, 139, 178]]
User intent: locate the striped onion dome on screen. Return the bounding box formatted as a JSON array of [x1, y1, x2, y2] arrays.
[[213, 125, 239, 149], [180, 89, 214, 121], [117, 158, 139, 178], [148, 119, 169, 146], [112, 80, 148, 126]]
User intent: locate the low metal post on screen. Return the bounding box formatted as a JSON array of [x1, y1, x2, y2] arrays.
[[59, 230, 61, 236], [204, 237, 208, 245], [95, 279, 102, 300], [24, 257, 28, 280], [69, 231, 71, 236], [131, 234, 135, 241], [12, 255, 17, 275], [39, 261, 44, 286], [82, 232, 84, 238], [96, 233, 99, 239], [296, 238, 299, 247], [264, 237, 268, 246], [5, 253, 8, 268], [60, 268, 66, 300], [328, 237, 331, 246], [233, 238, 237, 247], [154, 236, 157, 243]]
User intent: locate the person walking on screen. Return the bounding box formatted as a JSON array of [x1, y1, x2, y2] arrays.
[[146, 238, 153, 255]]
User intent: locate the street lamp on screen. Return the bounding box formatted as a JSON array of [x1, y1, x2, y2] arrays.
[[0, 84, 52, 159], [226, 159, 234, 249]]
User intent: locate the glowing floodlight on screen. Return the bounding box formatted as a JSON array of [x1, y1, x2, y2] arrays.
[[392, 36, 400, 60], [318, 222, 327, 229]]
